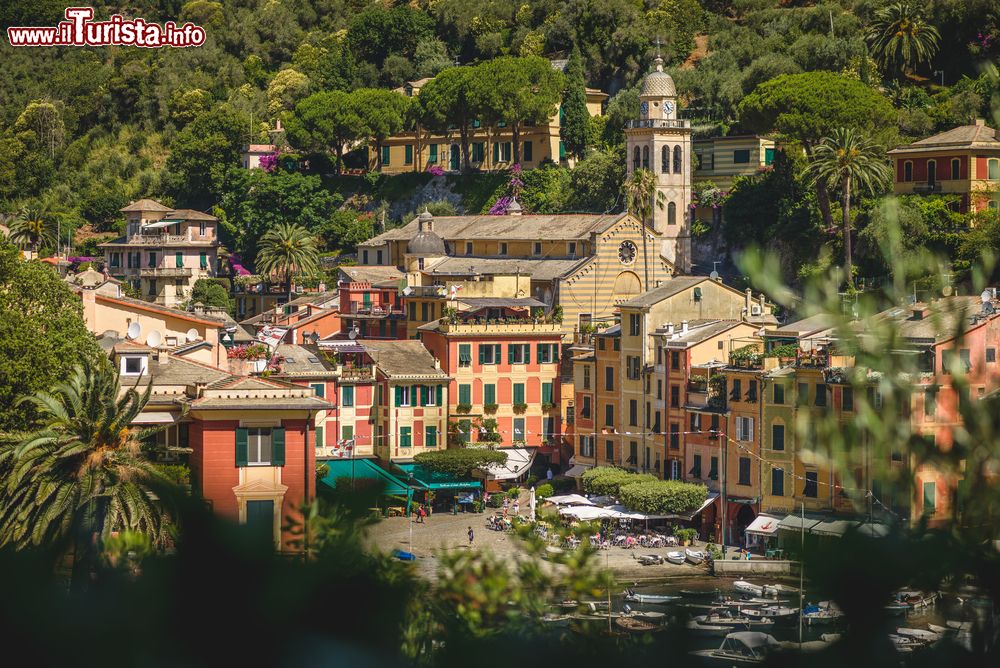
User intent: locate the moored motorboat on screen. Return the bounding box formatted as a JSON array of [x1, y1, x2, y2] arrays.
[[687, 620, 731, 637], [895, 590, 938, 610], [739, 605, 799, 624], [623, 588, 681, 604], [694, 608, 775, 631], [802, 602, 844, 626], [689, 631, 779, 665], [685, 548, 707, 565], [636, 553, 664, 565], [666, 551, 687, 565], [733, 580, 765, 597], [896, 627, 943, 644]]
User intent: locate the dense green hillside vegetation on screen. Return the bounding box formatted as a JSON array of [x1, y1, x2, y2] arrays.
[[1, 1, 998, 284]]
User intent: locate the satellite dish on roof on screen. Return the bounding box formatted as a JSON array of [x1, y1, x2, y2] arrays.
[[709, 270, 720, 280], [186, 327, 199, 342], [126, 322, 141, 340], [146, 330, 162, 348]]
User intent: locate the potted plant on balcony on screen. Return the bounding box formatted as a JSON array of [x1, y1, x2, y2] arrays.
[[483, 403, 499, 414], [456, 403, 473, 414], [541, 401, 557, 411], [512, 402, 528, 414]]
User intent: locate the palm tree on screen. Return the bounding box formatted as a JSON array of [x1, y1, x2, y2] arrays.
[[8, 206, 56, 256], [623, 168, 665, 289], [805, 128, 892, 288], [255, 223, 321, 301], [866, 2, 940, 76], [0, 359, 182, 583]]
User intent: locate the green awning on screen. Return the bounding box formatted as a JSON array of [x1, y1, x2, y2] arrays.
[[320, 458, 411, 496], [394, 463, 481, 490]]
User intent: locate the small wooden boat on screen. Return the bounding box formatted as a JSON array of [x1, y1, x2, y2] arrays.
[[616, 615, 662, 634], [623, 588, 680, 604], [666, 550, 687, 565], [685, 548, 706, 565]]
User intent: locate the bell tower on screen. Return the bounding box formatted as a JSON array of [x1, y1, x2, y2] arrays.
[[624, 55, 692, 273]]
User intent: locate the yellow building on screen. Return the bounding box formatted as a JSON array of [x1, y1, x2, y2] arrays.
[[371, 78, 607, 173], [358, 209, 674, 337], [693, 135, 776, 190]]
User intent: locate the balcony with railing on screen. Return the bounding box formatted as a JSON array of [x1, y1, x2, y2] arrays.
[[912, 182, 942, 194], [625, 118, 691, 130], [338, 364, 376, 381], [140, 266, 194, 278], [438, 319, 563, 335], [128, 234, 189, 244]]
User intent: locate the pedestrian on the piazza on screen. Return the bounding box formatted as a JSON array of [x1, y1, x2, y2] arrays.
[[468, 526, 474, 546]]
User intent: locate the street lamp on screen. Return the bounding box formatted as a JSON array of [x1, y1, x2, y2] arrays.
[[933, 70, 944, 86]]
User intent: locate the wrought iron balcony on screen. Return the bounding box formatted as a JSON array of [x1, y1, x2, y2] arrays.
[[625, 118, 691, 130], [140, 267, 193, 278]]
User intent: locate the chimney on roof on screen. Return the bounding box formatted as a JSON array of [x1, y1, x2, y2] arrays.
[[160, 351, 169, 365], [433, 357, 441, 370], [418, 208, 433, 232], [975, 118, 986, 126], [681, 320, 689, 334], [507, 198, 522, 216], [666, 322, 674, 336], [745, 288, 753, 313]]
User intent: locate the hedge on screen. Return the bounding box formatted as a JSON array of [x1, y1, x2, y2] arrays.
[[618, 480, 709, 515], [535, 483, 554, 499], [413, 448, 508, 478], [580, 466, 656, 496]]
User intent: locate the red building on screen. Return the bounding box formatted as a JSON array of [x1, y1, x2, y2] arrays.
[[888, 120, 1000, 213], [419, 300, 563, 458], [113, 345, 330, 551], [337, 266, 409, 341]]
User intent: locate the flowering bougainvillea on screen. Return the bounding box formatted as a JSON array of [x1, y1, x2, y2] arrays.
[[259, 152, 279, 172], [426, 164, 445, 176], [226, 343, 270, 360], [488, 164, 525, 215]]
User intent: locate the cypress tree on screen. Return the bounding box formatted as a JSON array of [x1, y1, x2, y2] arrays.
[[560, 44, 589, 160]]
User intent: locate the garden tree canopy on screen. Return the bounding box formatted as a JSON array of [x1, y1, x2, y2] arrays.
[[353, 89, 410, 170], [284, 90, 362, 174], [255, 223, 321, 301], [560, 44, 589, 160], [347, 4, 435, 71], [416, 67, 480, 172], [580, 467, 657, 497], [866, 1, 941, 76], [215, 169, 341, 259], [0, 241, 102, 432], [413, 448, 508, 479], [472, 56, 564, 166], [737, 71, 896, 230], [319, 209, 375, 255], [165, 106, 246, 208], [618, 480, 709, 515], [188, 279, 231, 311]]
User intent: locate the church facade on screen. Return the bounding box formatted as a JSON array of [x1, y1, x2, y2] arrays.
[[624, 56, 693, 273]]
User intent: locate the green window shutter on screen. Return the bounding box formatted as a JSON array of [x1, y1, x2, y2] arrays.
[[508, 345, 514, 364], [478, 344, 486, 364], [524, 344, 531, 364], [536, 343, 544, 362], [311, 383, 325, 398], [175, 252, 183, 268], [923, 482, 935, 513], [419, 384, 428, 406], [405, 144, 413, 164], [395, 386, 403, 406], [178, 423, 189, 448], [315, 425, 324, 448], [342, 425, 354, 441], [552, 345, 558, 362], [524, 140, 533, 162], [493, 142, 500, 163], [200, 251, 208, 269], [235, 427, 248, 467], [542, 382, 552, 405], [271, 427, 285, 466], [459, 384, 471, 405], [484, 383, 496, 405], [429, 144, 438, 163], [460, 343, 471, 364], [436, 385, 443, 406], [400, 427, 411, 448], [514, 383, 525, 405], [381, 145, 390, 165]]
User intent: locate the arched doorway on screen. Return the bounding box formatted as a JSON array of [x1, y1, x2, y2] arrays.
[[735, 505, 756, 547]]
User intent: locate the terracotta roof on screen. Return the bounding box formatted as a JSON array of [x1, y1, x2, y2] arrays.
[[361, 340, 449, 379], [96, 294, 228, 327], [121, 199, 172, 212], [423, 256, 589, 282], [359, 213, 628, 246], [339, 265, 405, 284], [272, 344, 339, 377], [889, 123, 1000, 153], [190, 397, 332, 411], [164, 208, 218, 221]]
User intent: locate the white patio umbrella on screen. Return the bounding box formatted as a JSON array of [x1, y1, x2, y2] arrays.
[[529, 486, 537, 521]]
